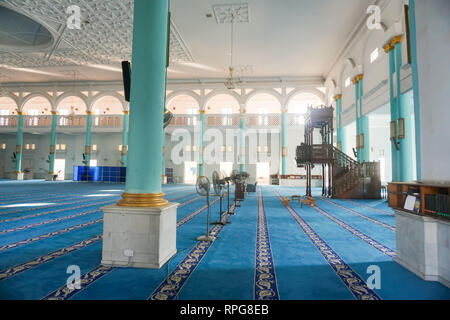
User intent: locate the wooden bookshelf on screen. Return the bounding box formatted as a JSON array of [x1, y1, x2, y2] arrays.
[[388, 182, 450, 221]]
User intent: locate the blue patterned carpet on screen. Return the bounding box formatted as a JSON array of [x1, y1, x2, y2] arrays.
[[0, 180, 449, 300]]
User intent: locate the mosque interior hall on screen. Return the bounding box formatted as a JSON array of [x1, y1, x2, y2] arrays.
[[0, 0, 449, 302]]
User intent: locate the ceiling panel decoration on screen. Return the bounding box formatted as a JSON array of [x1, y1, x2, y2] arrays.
[[0, 0, 194, 68]]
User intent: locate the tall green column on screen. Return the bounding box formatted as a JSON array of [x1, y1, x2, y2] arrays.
[[84, 111, 93, 166], [162, 131, 166, 181], [399, 92, 413, 181], [408, 0, 422, 180], [15, 112, 24, 173], [48, 111, 58, 174], [385, 38, 401, 181], [198, 111, 205, 176], [118, 0, 169, 207], [239, 111, 246, 173], [335, 95, 342, 150], [121, 111, 129, 167], [359, 77, 370, 162], [353, 77, 361, 162], [281, 109, 287, 175]]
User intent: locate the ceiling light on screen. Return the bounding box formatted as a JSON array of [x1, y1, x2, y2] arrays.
[[87, 64, 122, 72]]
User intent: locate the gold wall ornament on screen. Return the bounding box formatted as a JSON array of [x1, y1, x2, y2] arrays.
[[17, 111, 26, 116], [85, 145, 91, 155], [383, 43, 394, 53], [49, 145, 55, 154], [390, 35, 403, 47], [334, 94, 342, 101], [86, 111, 92, 115], [123, 110, 129, 115], [16, 145, 21, 153], [121, 146, 127, 156], [51, 111, 59, 115], [117, 193, 169, 207], [397, 118, 405, 139], [199, 110, 206, 114]]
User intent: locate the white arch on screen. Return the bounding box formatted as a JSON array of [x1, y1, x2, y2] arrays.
[[286, 88, 326, 107], [90, 91, 127, 111], [0, 94, 19, 110], [203, 89, 243, 110], [166, 90, 201, 107], [55, 92, 88, 111], [244, 89, 283, 109], [20, 92, 53, 111], [337, 58, 356, 88]]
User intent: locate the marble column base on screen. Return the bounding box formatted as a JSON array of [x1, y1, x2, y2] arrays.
[[10, 172, 24, 180], [101, 202, 178, 269], [395, 209, 450, 288]]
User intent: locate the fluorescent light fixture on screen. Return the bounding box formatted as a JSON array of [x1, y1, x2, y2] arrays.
[[176, 62, 223, 73], [87, 64, 122, 72]]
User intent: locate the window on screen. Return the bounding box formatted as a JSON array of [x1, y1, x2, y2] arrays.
[[294, 115, 305, 125], [118, 145, 123, 152], [222, 108, 233, 126], [56, 144, 66, 151], [370, 48, 379, 63], [31, 144, 36, 150], [0, 110, 9, 126], [92, 144, 98, 151], [257, 107, 269, 126], [345, 77, 351, 88], [59, 109, 69, 126], [1, 143, 6, 150], [187, 108, 198, 126], [192, 145, 197, 152], [185, 145, 191, 152], [227, 146, 233, 152], [27, 109, 39, 126], [221, 145, 226, 152], [93, 108, 100, 126]]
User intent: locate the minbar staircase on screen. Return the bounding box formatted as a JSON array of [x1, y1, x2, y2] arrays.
[[332, 147, 381, 199], [295, 144, 381, 199]]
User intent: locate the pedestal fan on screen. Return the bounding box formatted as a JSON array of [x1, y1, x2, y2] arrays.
[[195, 176, 215, 242], [211, 171, 228, 225]]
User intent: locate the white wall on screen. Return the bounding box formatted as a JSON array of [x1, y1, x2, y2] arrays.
[[415, 0, 450, 182]]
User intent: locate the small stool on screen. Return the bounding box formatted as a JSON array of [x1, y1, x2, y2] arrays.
[[282, 197, 290, 206]]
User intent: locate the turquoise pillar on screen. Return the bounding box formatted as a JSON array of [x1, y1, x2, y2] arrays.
[[162, 130, 166, 181], [354, 79, 361, 162], [387, 46, 400, 181], [118, 0, 169, 206], [341, 126, 347, 155], [84, 111, 93, 165], [198, 111, 205, 176], [48, 112, 58, 174], [15, 112, 24, 173], [239, 114, 246, 173], [408, 0, 422, 180], [121, 111, 129, 167], [398, 91, 413, 181], [281, 110, 287, 175], [359, 78, 370, 162]]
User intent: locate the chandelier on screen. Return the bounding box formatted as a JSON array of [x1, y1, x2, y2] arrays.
[[224, 13, 242, 90]]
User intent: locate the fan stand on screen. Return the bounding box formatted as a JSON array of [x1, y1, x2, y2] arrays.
[[211, 193, 229, 225], [197, 191, 216, 242], [226, 181, 234, 215]]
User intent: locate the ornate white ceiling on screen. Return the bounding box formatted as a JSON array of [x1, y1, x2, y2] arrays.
[[0, 0, 193, 68]]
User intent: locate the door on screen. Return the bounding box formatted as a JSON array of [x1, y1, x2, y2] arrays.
[[256, 162, 270, 185], [184, 161, 198, 184], [54, 159, 66, 180]]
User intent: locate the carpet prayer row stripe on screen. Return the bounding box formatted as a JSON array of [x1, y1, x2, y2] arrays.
[[0, 197, 117, 220], [313, 205, 396, 258], [0, 188, 191, 217], [0, 190, 194, 232], [320, 198, 396, 231], [0, 194, 204, 282], [41, 196, 224, 300], [272, 189, 381, 300], [0, 235, 103, 281], [148, 206, 236, 300], [344, 199, 394, 216], [0, 218, 102, 252], [254, 187, 279, 300], [0, 200, 117, 232]]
